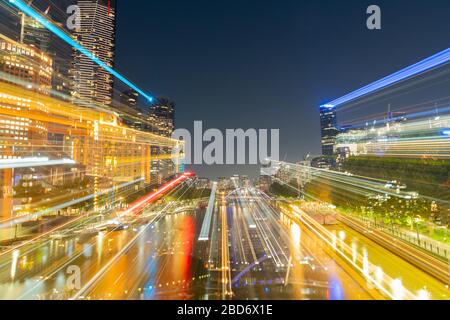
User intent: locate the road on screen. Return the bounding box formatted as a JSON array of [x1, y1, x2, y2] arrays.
[[0, 177, 203, 300], [326, 222, 449, 300], [224, 189, 375, 300], [75, 189, 376, 300], [0, 185, 448, 300], [0, 206, 210, 300]]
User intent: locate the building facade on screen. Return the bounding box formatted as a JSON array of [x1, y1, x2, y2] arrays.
[[72, 0, 116, 107], [148, 97, 176, 182], [118, 89, 147, 131], [0, 33, 53, 94], [20, 11, 72, 99], [120, 89, 139, 108], [148, 97, 175, 138], [0, 34, 53, 219], [319, 104, 339, 156]]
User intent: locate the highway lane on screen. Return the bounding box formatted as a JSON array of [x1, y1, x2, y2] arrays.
[[2, 185, 445, 300], [283, 199, 449, 300], [225, 191, 375, 300], [0, 222, 143, 299], [0, 176, 197, 300], [337, 214, 450, 285], [0, 189, 199, 299], [79, 212, 212, 300], [76, 190, 377, 300], [326, 223, 449, 300], [0, 205, 208, 300]]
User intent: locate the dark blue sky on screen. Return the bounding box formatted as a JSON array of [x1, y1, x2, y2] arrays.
[[114, 0, 450, 179]]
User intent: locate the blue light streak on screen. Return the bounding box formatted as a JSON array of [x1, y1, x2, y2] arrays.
[[326, 48, 450, 108], [231, 255, 269, 285], [328, 276, 344, 300], [8, 0, 154, 103]]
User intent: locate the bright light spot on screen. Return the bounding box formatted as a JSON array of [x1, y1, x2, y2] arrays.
[[416, 289, 431, 300], [374, 266, 383, 284], [390, 279, 405, 300], [362, 248, 369, 277], [10, 250, 20, 279], [331, 231, 337, 250], [351, 242, 357, 263], [290, 223, 301, 249]]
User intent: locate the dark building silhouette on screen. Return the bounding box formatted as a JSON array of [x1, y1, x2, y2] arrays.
[[117, 89, 147, 131], [120, 89, 139, 108], [148, 97, 176, 182], [19, 6, 72, 99], [319, 104, 339, 156], [149, 97, 175, 138]]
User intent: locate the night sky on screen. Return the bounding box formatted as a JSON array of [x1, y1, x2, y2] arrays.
[[114, 0, 450, 179]]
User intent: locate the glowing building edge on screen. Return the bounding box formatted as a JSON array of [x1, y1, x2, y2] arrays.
[[0, 157, 75, 169]]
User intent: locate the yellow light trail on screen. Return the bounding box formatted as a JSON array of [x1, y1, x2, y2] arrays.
[[220, 194, 232, 299], [288, 205, 415, 300]]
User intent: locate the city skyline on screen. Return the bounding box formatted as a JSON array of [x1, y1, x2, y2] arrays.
[[2, 0, 449, 178], [114, 0, 450, 179]]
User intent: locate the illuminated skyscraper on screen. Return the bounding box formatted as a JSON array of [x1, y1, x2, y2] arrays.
[[0, 33, 53, 94], [319, 104, 339, 156], [72, 0, 116, 106], [20, 8, 72, 99], [118, 89, 146, 131], [148, 97, 176, 182], [149, 97, 175, 138], [20, 13, 50, 52], [0, 34, 53, 219]]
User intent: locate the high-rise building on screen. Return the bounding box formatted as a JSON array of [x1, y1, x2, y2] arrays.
[[0, 3, 20, 41], [20, 13, 51, 53], [72, 0, 116, 106], [0, 33, 53, 94], [20, 9, 72, 99], [118, 89, 146, 131], [148, 97, 175, 138], [0, 34, 53, 219], [319, 104, 339, 156], [148, 97, 176, 182], [120, 89, 139, 108]]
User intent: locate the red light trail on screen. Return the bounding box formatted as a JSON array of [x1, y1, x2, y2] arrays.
[[121, 172, 195, 215]]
